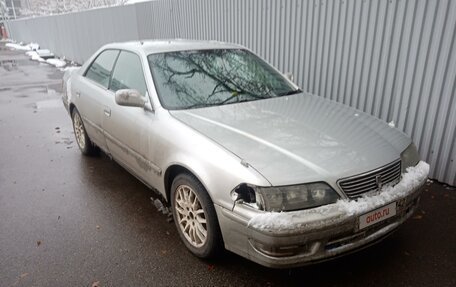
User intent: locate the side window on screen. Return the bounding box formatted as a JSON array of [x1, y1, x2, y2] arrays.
[[85, 50, 119, 88], [110, 51, 147, 96]]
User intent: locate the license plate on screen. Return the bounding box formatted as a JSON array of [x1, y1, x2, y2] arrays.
[[359, 202, 396, 230]]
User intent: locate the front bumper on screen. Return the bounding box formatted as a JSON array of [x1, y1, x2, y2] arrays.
[[215, 161, 429, 268]]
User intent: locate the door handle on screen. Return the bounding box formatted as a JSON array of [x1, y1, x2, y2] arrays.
[[104, 108, 111, 117]]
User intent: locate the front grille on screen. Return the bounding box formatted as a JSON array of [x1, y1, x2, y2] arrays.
[[338, 160, 401, 198]]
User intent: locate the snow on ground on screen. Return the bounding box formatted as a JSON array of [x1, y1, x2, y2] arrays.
[[36, 49, 54, 57], [248, 161, 430, 233], [28, 43, 40, 50], [25, 51, 45, 62], [61, 66, 80, 72], [6, 41, 79, 70], [5, 43, 32, 51], [9, 42, 68, 67], [46, 58, 67, 68], [5, 42, 39, 51]]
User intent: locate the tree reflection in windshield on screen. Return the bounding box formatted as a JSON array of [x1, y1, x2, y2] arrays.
[[148, 49, 299, 110]]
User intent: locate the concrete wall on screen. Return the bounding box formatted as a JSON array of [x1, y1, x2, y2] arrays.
[[7, 0, 456, 185]]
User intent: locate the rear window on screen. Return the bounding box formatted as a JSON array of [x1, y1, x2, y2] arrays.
[[85, 49, 119, 88]]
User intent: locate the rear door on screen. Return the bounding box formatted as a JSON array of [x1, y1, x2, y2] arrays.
[[101, 50, 156, 182], [74, 49, 119, 151]]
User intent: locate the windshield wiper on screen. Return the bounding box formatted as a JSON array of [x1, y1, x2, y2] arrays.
[[186, 93, 271, 109], [186, 100, 240, 109], [186, 102, 218, 109], [185, 90, 282, 109], [277, 89, 302, 97]]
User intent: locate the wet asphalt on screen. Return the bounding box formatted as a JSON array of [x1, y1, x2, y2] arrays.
[[0, 41, 455, 287]]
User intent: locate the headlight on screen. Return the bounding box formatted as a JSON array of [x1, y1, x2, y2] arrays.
[[232, 182, 340, 212], [401, 143, 420, 171]]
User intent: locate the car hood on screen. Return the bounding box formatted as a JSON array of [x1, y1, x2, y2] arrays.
[[170, 93, 411, 186]]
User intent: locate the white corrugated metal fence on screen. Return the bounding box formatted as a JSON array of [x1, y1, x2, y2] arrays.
[[6, 0, 456, 185]]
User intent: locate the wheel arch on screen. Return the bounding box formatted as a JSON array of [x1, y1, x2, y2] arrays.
[[165, 163, 225, 257], [164, 164, 213, 206], [69, 102, 76, 115]]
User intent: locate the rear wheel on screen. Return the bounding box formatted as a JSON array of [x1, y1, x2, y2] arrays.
[[171, 173, 223, 258], [71, 108, 98, 156]]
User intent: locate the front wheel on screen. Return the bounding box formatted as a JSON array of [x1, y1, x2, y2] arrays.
[[171, 173, 223, 258], [71, 108, 98, 156]]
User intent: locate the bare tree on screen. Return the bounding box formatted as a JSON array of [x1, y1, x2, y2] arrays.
[[18, 0, 131, 17], [149, 50, 291, 108]]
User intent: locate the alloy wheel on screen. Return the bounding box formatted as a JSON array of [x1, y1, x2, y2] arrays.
[[174, 184, 208, 247], [73, 112, 86, 150]]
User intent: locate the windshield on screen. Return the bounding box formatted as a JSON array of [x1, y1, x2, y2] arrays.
[[147, 49, 300, 110]]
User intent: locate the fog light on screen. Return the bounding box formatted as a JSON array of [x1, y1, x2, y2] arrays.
[[250, 240, 305, 257]]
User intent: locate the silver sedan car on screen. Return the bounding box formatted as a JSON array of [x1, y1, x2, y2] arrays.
[[62, 40, 429, 268]]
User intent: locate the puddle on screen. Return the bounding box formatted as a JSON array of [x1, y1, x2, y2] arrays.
[[55, 136, 74, 146], [48, 69, 64, 80], [53, 129, 75, 150], [0, 59, 17, 66], [48, 84, 62, 93], [47, 88, 58, 96], [0, 59, 36, 71], [15, 85, 47, 93], [35, 98, 62, 109], [24, 87, 62, 110], [0, 59, 17, 71]]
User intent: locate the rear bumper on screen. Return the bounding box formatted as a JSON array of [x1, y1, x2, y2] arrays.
[[215, 161, 429, 268]]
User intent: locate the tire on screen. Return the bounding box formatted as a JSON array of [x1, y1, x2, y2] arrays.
[[171, 173, 223, 258], [71, 107, 98, 156]]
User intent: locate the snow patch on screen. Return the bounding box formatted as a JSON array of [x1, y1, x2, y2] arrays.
[[46, 58, 67, 68], [36, 49, 54, 58], [26, 51, 45, 62], [5, 42, 39, 51], [8, 42, 67, 68], [28, 43, 40, 50], [61, 66, 80, 72], [35, 99, 62, 110], [248, 161, 429, 233], [34, 56, 46, 63], [5, 43, 31, 51]]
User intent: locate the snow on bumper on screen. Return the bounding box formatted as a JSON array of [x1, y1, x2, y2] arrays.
[[248, 161, 429, 234], [217, 161, 430, 268]]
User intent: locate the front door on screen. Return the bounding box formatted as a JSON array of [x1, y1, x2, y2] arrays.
[[101, 51, 158, 183]]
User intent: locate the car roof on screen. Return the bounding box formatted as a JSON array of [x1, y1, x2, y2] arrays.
[[102, 39, 244, 55]]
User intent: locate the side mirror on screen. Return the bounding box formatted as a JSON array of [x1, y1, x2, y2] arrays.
[[284, 72, 294, 82], [115, 89, 146, 108]]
